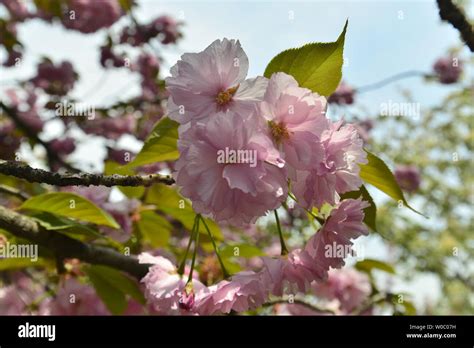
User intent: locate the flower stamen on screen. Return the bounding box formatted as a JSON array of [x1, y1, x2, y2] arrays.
[[268, 120, 291, 144], [215, 85, 239, 106]]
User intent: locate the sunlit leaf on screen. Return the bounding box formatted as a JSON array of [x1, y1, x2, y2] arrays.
[[360, 150, 423, 215], [264, 20, 347, 97], [136, 210, 171, 248], [21, 192, 119, 228], [125, 117, 179, 168]]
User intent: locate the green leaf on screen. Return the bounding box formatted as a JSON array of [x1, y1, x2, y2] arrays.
[[356, 259, 396, 274], [85, 265, 146, 314], [221, 258, 241, 274], [33, 0, 63, 17], [146, 184, 223, 240], [221, 243, 264, 258], [360, 150, 423, 215], [0, 258, 49, 271], [28, 212, 104, 240], [21, 192, 120, 229], [88, 265, 145, 304], [85, 268, 127, 315], [125, 117, 179, 168], [118, 0, 135, 11], [264, 20, 347, 97], [136, 211, 171, 248], [340, 185, 377, 231]]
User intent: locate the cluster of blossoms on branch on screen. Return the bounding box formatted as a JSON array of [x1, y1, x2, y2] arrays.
[[138, 39, 372, 315], [0, 0, 182, 166]]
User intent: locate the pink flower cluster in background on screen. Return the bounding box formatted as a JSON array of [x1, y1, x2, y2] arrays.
[[61, 0, 123, 34]]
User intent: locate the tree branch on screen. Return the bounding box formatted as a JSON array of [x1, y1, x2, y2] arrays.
[[0, 160, 175, 187], [437, 0, 474, 52], [0, 205, 150, 280]]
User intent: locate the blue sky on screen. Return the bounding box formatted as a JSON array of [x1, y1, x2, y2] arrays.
[[1, 0, 471, 109], [1, 0, 473, 311]]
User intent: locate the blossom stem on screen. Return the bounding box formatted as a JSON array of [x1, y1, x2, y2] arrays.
[[200, 215, 230, 278], [187, 217, 200, 284], [178, 215, 199, 275], [287, 192, 325, 225], [274, 210, 288, 256]]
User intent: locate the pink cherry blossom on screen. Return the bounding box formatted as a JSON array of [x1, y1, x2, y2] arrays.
[[136, 53, 160, 81], [0, 273, 45, 315], [305, 198, 369, 271], [292, 120, 367, 208], [394, 165, 421, 193], [62, 0, 123, 34], [148, 16, 181, 44], [260, 72, 328, 170], [328, 81, 355, 105], [312, 268, 371, 313], [31, 60, 77, 96], [0, 0, 29, 21], [120, 15, 181, 47], [263, 198, 369, 296], [0, 285, 27, 315], [0, 120, 21, 159], [195, 271, 269, 315], [81, 114, 136, 140], [100, 46, 126, 68], [3, 49, 22, 67], [40, 278, 109, 315], [49, 137, 76, 155], [354, 119, 374, 144], [139, 253, 205, 315], [433, 56, 462, 84], [5, 88, 44, 133], [263, 247, 329, 296], [166, 38, 268, 124], [135, 53, 160, 100], [174, 111, 287, 226]]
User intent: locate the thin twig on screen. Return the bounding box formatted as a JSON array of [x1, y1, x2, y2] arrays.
[[355, 71, 429, 94]]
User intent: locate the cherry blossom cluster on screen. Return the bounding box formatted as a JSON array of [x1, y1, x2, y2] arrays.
[[167, 39, 368, 226], [433, 55, 463, 84], [140, 197, 368, 315], [137, 38, 373, 315], [277, 268, 372, 315]]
